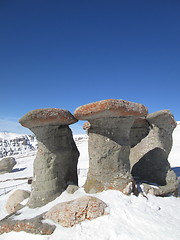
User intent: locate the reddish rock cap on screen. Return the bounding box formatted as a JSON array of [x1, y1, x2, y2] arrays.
[[19, 108, 78, 128], [147, 110, 177, 131], [74, 99, 148, 120]]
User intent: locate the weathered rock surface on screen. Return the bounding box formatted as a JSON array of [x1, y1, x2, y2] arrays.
[[0, 157, 16, 174], [74, 99, 148, 120], [44, 196, 108, 227], [19, 108, 79, 208], [19, 108, 78, 128], [0, 213, 56, 235], [129, 117, 150, 148], [66, 184, 79, 194], [74, 99, 148, 194], [6, 189, 30, 214], [130, 110, 178, 196]]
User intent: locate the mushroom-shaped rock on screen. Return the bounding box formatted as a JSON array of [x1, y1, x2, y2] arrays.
[[130, 110, 178, 196], [19, 108, 79, 208], [19, 108, 78, 128], [74, 99, 148, 194]]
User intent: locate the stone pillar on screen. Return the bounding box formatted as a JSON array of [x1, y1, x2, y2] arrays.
[[130, 110, 178, 196], [19, 108, 79, 208], [74, 99, 148, 194]]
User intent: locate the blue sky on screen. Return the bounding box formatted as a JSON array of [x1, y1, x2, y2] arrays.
[[0, 0, 180, 134]]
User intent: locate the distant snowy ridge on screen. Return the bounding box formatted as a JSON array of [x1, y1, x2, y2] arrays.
[[0, 132, 27, 140], [0, 133, 37, 158]]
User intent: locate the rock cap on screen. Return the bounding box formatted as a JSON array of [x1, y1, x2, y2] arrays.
[[19, 108, 78, 128], [147, 110, 177, 131], [74, 99, 148, 120]]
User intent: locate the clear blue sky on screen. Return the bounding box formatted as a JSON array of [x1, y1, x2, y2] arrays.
[[0, 0, 180, 134]]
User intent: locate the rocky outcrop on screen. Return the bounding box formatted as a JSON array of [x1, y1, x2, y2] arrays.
[[19, 108, 79, 208], [44, 196, 107, 227], [6, 190, 30, 214], [74, 99, 148, 194], [130, 110, 178, 196], [0, 157, 16, 174], [0, 213, 56, 235]]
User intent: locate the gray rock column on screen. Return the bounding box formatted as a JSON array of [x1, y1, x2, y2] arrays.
[[74, 99, 148, 194], [130, 110, 178, 196], [19, 108, 79, 208]]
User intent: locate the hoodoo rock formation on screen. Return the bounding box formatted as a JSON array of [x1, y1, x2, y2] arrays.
[[74, 99, 148, 194], [0, 100, 177, 237], [19, 108, 79, 208], [130, 110, 178, 196], [18, 101, 178, 209]]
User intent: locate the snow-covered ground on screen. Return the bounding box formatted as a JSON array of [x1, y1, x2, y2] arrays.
[[0, 124, 180, 240]]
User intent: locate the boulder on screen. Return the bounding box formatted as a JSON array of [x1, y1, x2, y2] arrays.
[[44, 196, 107, 227], [6, 189, 30, 214], [0, 157, 16, 174], [19, 108, 79, 208], [74, 99, 148, 194]]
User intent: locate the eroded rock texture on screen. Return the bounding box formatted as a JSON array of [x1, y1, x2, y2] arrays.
[[44, 196, 107, 227], [74, 99, 148, 194], [130, 110, 178, 196], [19, 108, 79, 208]]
